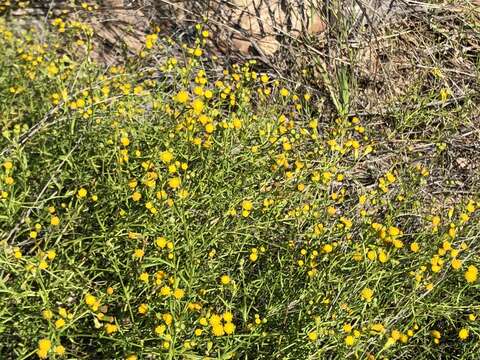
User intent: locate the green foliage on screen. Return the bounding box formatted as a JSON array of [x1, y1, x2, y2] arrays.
[[0, 16, 479, 360]]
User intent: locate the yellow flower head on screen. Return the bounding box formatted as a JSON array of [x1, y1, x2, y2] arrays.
[[465, 265, 478, 283], [361, 288, 374, 302], [131, 192, 142, 201], [175, 90, 189, 103], [458, 328, 469, 340], [133, 249, 144, 259], [138, 303, 148, 314], [160, 150, 173, 164], [168, 177, 181, 189], [242, 200, 253, 211], [224, 322, 236, 335], [105, 323, 118, 334], [212, 323, 225, 336], [77, 188, 87, 198], [38, 338, 52, 352], [220, 274, 231, 285], [54, 345, 65, 355]]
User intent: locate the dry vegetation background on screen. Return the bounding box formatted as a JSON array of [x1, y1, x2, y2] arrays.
[[9, 0, 478, 120]]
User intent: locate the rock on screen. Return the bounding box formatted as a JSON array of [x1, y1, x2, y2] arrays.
[[213, 0, 326, 55]]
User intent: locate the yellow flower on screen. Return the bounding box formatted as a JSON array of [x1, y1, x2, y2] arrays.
[[345, 335, 355, 346], [448, 225, 456, 238], [58, 307, 68, 318], [280, 88, 289, 97], [46, 250, 56, 260], [308, 331, 318, 341], [224, 322, 236, 335], [138, 303, 148, 314], [367, 250, 376, 261], [323, 244, 333, 253], [343, 324, 352, 333], [388, 226, 400, 237], [55, 318, 66, 329], [391, 330, 401, 340], [38, 338, 52, 351], [139, 272, 149, 283], [134, 86, 144, 95], [3, 160, 13, 170], [378, 250, 389, 263], [168, 177, 181, 189], [160, 150, 173, 164], [4, 176, 14, 185], [42, 309, 53, 320], [386, 172, 396, 183], [173, 288, 185, 299], [466, 201, 475, 213], [178, 189, 189, 199], [37, 338, 52, 359], [84, 293, 96, 305], [465, 265, 478, 283], [162, 313, 173, 325], [242, 200, 253, 211], [223, 311, 233, 322], [175, 90, 189, 103], [77, 188, 87, 198], [133, 249, 144, 259], [371, 323, 385, 333], [361, 288, 374, 302], [145, 33, 158, 49], [155, 324, 166, 335], [220, 274, 231, 285], [47, 63, 59, 76], [212, 323, 225, 336], [208, 314, 222, 326], [410, 242, 420, 252], [458, 328, 469, 340], [50, 216, 60, 226], [451, 258, 462, 270], [232, 118, 242, 129], [156, 237, 167, 248], [131, 192, 142, 201], [191, 98, 204, 114], [160, 285, 171, 296], [54, 345, 65, 355], [205, 123, 215, 133], [120, 137, 130, 146], [105, 323, 118, 334]]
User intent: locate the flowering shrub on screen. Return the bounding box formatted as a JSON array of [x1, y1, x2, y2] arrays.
[[0, 14, 479, 360]]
